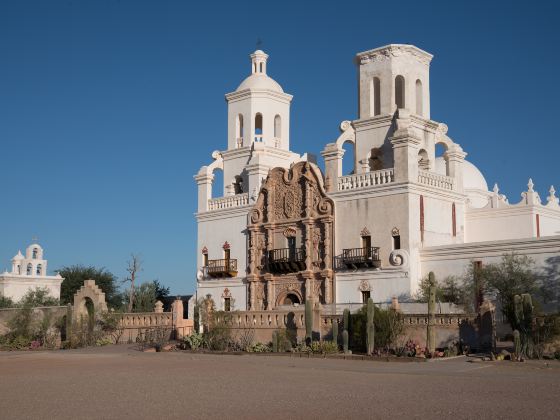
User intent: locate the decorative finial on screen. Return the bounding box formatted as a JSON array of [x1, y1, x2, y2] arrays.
[[493, 183, 499, 194], [32, 236, 38, 243], [548, 185, 558, 204], [527, 178, 534, 192], [256, 37, 263, 50]]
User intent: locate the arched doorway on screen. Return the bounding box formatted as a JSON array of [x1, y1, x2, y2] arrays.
[[283, 294, 300, 305]]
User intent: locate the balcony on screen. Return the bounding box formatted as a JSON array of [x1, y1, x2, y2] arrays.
[[334, 247, 381, 270], [207, 259, 238, 278], [267, 248, 306, 273]]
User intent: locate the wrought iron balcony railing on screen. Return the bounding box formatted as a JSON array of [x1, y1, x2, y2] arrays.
[[267, 248, 306, 273], [207, 259, 238, 278], [334, 247, 381, 270]]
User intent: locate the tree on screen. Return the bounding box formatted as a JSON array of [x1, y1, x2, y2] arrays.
[[153, 280, 170, 301], [19, 287, 59, 307], [126, 282, 156, 313], [124, 254, 142, 312], [57, 265, 122, 308], [415, 274, 469, 306], [466, 253, 540, 329]]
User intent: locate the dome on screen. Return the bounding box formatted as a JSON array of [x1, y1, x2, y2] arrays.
[[236, 74, 284, 93], [435, 157, 490, 208], [434, 157, 488, 191]]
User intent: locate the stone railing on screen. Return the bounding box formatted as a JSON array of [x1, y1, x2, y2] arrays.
[[418, 170, 455, 190], [337, 168, 395, 191], [208, 193, 249, 211], [119, 312, 174, 328], [214, 309, 306, 330]]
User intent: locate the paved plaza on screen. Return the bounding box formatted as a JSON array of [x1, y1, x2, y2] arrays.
[[1, 346, 559, 419]]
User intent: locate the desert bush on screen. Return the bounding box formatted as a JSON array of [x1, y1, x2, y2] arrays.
[[247, 342, 271, 353], [136, 326, 172, 351], [350, 306, 404, 353]]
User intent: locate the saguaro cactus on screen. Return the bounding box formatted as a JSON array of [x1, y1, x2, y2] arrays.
[[332, 319, 339, 345], [513, 329, 521, 359], [342, 329, 349, 354], [272, 330, 279, 353], [343, 308, 350, 332], [65, 303, 73, 344], [427, 272, 437, 355], [305, 299, 313, 345], [366, 298, 375, 356], [513, 293, 534, 358]]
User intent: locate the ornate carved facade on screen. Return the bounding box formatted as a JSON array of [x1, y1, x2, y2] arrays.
[[247, 162, 334, 310]]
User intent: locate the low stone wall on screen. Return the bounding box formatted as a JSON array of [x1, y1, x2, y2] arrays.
[[117, 312, 193, 343], [214, 308, 484, 350]]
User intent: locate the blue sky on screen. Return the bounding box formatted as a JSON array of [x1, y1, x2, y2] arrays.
[[1, 0, 559, 294]]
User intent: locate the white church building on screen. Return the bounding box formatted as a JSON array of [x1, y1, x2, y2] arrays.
[[194, 44, 560, 312], [0, 243, 63, 302]]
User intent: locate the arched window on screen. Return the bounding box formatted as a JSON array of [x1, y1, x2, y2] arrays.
[[26, 263, 32, 275], [418, 149, 429, 171], [369, 148, 383, 171], [395, 75, 405, 109], [32, 248, 38, 259], [236, 114, 244, 147], [255, 113, 263, 142], [370, 77, 381, 116], [415, 79, 423, 116], [36, 264, 42, 276], [274, 115, 281, 146]]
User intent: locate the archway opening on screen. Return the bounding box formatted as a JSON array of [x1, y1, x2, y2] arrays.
[[341, 140, 356, 175], [435, 143, 449, 175], [283, 294, 300, 305], [369, 147, 383, 171], [212, 168, 224, 198], [395, 75, 405, 109]]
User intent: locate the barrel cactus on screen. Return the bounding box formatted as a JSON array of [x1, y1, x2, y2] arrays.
[[332, 319, 339, 345]]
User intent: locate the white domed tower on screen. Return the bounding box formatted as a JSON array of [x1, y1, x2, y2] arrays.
[[226, 50, 292, 151], [195, 49, 300, 208]]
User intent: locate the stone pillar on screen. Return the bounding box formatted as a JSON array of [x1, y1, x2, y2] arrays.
[[304, 221, 313, 271], [249, 280, 257, 311], [390, 109, 421, 183], [264, 274, 274, 310], [154, 300, 164, 313], [194, 171, 214, 212], [359, 158, 370, 174], [321, 143, 344, 192], [445, 145, 467, 193]]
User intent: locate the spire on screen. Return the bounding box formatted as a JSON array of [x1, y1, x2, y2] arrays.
[[250, 50, 268, 75]]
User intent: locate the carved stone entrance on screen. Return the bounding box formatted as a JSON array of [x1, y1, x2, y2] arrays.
[[247, 162, 335, 310]]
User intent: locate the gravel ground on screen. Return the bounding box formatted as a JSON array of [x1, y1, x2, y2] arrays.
[[1, 345, 559, 420]]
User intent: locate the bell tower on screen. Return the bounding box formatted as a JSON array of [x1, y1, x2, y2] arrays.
[[225, 50, 292, 151]]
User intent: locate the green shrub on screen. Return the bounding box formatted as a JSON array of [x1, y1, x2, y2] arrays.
[[351, 305, 404, 353], [183, 331, 205, 351], [247, 342, 271, 352]]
